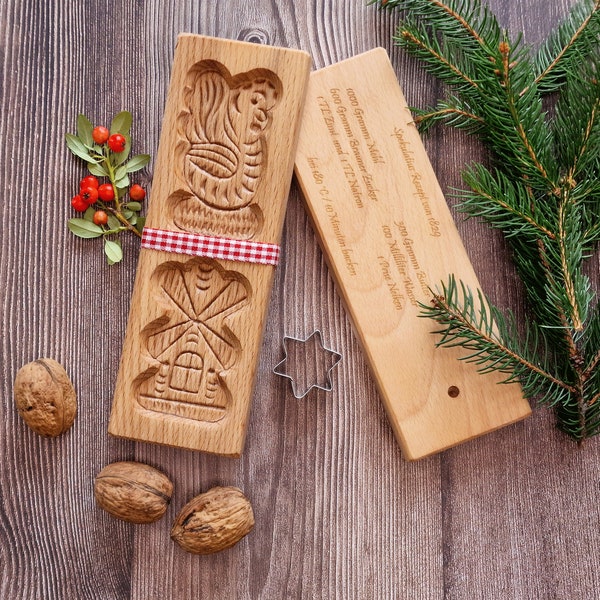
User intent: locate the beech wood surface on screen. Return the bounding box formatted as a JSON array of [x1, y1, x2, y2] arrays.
[[295, 49, 530, 460], [109, 34, 310, 456], [1, 1, 599, 599]]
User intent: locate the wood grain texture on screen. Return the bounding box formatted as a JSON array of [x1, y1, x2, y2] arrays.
[[109, 34, 310, 455], [1, 0, 599, 599], [295, 48, 530, 460]]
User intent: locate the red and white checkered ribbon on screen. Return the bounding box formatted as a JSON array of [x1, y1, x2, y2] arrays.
[[141, 227, 280, 266]]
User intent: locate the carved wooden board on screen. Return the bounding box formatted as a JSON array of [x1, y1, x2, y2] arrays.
[[294, 48, 531, 460], [109, 34, 311, 456]]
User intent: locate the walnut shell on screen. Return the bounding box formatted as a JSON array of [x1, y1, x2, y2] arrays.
[[94, 461, 174, 524], [171, 486, 254, 554], [13, 358, 77, 437]]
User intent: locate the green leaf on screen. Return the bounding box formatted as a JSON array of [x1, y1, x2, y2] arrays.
[[77, 114, 94, 147], [125, 154, 151, 173], [110, 111, 132, 136], [87, 161, 108, 177], [67, 218, 103, 239], [107, 215, 121, 230], [135, 217, 146, 233], [122, 210, 134, 220], [65, 133, 97, 163], [115, 174, 130, 189], [123, 201, 142, 212], [104, 239, 123, 264], [83, 207, 96, 222], [114, 165, 127, 181]]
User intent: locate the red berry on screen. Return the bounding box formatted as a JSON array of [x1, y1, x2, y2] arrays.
[[92, 126, 110, 145], [129, 184, 146, 201], [93, 210, 109, 226], [108, 133, 127, 153], [80, 186, 99, 205], [80, 175, 99, 190], [71, 194, 88, 212], [98, 183, 115, 202]]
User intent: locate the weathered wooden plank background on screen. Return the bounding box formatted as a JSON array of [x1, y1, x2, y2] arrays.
[[2, 1, 599, 598]]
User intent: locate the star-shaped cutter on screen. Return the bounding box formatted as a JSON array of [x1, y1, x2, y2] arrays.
[[273, 330, 342, 399]]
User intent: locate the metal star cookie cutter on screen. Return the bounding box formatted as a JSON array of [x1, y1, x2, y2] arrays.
[[273, 330, 342, 399]]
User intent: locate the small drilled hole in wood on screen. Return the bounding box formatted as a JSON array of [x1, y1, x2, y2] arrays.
[[448, 386, 460, 398]]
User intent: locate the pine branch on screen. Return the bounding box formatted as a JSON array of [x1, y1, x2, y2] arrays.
[[375, 0, 600, 441], [420, 277, 575, 401], [554, 60, 600, 183], [553, 196, 593, 330], [412, 97, 486, 134], [459, 163, 556, 240], [388, 1, 558, 191], [378, 0, 502, 50], [583, 304, 600, 375], [421, 277, 599, 440], [488, 40, 558, 192], [533, 0, 600, 93], [397, 26, 482, 94]]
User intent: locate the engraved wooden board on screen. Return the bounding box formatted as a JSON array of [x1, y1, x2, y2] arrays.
[[109, 34, 311, 456], [294, 48, 531, 460]]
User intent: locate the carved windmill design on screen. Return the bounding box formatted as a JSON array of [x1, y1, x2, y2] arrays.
[[135, 259, 250, 422]]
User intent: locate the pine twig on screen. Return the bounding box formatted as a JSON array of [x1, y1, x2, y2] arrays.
[[376, 0, 600, 441]]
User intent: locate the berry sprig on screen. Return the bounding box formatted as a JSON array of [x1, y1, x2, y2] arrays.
[[65, 111, 150, 264]]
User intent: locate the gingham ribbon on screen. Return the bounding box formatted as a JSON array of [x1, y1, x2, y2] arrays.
[[141, 227, 280, 266]]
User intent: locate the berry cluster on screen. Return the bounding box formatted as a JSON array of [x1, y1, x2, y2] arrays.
[[70, 174, 146, 225], [65, 112, 150, 264]]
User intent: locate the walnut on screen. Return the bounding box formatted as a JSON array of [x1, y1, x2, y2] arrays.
[[94, 461, 174, 524], [171, 486, 254, 554], [13, 358, 77, 437]]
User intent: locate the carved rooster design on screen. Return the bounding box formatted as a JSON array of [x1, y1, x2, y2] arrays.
[[170, 60, 282, 239]]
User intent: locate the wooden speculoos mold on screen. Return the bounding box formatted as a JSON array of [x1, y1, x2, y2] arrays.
[[109, 35, 311, 456]]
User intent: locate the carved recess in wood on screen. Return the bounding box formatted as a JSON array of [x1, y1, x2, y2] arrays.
[[169, 60, 282, 239], [134, 62, 283, 423], [133, 258, 251, 422]]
